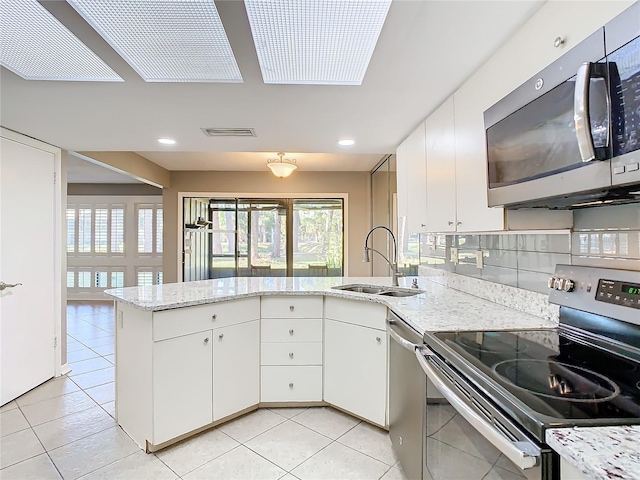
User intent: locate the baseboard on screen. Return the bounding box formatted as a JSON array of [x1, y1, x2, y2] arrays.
[[60, 363, 72, 376]]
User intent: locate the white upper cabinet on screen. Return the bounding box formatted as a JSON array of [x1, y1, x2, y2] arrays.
[[425, 97, 457, 232], [395, 1, 632, 233], [396, 139, 408, 221], [405, 122, 428, 233], [453, 84, 505, 232]]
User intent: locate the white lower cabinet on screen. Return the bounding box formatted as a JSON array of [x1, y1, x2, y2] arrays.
[[260, 296, 324, 403], [117, 295, 390, 451], [213, 320, 260, 421], [153, 330, 213, 445], [324, 318, 387, 427], [261, 366, 323, 402]]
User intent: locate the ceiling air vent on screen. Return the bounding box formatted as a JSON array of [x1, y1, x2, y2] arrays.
[[201, 127, 256, 137]]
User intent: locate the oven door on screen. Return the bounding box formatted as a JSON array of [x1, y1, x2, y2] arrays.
[[416, 347, 558, 480]]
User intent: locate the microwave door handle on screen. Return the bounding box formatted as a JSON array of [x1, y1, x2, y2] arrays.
[[574, 63, 597, 162], [415, 347, 540, 470]]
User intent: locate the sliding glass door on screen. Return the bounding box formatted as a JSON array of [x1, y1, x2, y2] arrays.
[[292, 200, 343, 277], [183, 197, 343, 280]]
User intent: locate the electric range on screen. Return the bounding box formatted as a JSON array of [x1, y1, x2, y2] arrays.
[[418, 265, 640, 479]]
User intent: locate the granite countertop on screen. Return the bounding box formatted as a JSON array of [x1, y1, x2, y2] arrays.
[[104, 275, 557, 334], [546, 426, 640, 480]]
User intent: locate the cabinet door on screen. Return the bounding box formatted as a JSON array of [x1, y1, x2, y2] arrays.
[[426, 97, 457, 232], [213, 320, 259, 421], [324, 319, 387, 426], [453, 86, 505, 232], [153, 331, 213, 444], [405, 121, 428, 233], [396, 139, 408, 220]]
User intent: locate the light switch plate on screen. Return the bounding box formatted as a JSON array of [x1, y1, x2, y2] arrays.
[[450, 247, 458, 264]]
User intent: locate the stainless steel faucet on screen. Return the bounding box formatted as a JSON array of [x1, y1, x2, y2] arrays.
[[363, 226, 404, 287]]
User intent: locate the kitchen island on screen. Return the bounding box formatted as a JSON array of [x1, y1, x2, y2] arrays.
[[104, 275, 556, 453], [104, 275, 640, 477]]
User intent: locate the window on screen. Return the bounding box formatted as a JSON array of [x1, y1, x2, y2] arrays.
[[137, 205, 162, 254], [137, 271, 154, 286], [94, 209, 108, 253], [78, 271, 91, 288], [111, 271, 124, 288], [67, 196, 162, 299], [66, 205, 125, 255], [111, 209, 124, 253], [184, 197, 344, 280], [78, 208, 92, 253], [66, 209, 75, 253]]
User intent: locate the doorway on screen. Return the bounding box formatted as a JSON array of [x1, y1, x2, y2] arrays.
[[183, 197, 344, 280]]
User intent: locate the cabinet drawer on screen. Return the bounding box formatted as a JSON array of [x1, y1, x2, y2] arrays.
[[325, 297, 387, 330], [260, 366, 322, 402], [153, 298, 260, 341], [261, 342, 322, 366], [261, 296, 323, 319], [261, 318, 322, 343]]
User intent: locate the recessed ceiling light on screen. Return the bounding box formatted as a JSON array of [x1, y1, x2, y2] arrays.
[[0, 0, 122, 81], [158, 138, 176, 145], [338, 139, 355, 146], [244, 0, 392, 85], [67, 0, 242, 83]]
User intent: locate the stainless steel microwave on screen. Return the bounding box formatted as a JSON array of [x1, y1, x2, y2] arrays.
[[484, 2, 640, 209]]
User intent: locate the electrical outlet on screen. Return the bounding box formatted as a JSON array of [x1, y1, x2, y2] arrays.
[[476, 250, 484, 269], [450, 247, 459, 264]]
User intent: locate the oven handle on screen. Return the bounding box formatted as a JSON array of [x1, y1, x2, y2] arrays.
[[388, 324, 418, 352], [415, 346, 539, 470]]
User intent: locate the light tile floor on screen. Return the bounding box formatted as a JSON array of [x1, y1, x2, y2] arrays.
[[0, 301, 408, 480]]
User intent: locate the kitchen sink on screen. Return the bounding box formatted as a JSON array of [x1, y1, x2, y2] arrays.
[[376, 290, 422, 297], [332, 284, 423, 297]]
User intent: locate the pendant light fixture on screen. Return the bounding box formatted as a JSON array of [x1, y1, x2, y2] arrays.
[[267, 152, 297, 178]]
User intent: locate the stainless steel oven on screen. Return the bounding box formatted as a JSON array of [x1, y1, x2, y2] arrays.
[[416, 265, 640, 480], [484, 2, 640, 209]]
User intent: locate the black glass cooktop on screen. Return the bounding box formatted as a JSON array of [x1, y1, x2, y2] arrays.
[[432, 330, 640, 421]]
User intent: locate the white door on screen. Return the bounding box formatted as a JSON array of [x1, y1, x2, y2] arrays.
[[0, 134, 57, 405]]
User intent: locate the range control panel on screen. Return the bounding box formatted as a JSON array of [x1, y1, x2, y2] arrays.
[[596, 279, 640, 309], [549, 265, 640, 326]]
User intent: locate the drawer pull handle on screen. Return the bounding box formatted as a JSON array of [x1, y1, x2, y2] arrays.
[[289, 329, 294, 335], [376, 336, 381, 342], [289, 352, 294, 358], [219, 334, 224, 340], [289, 305, 294, 312], [212, 314, 217, 320], [289, 383, 294, 388], [204, 337, 210, 343]]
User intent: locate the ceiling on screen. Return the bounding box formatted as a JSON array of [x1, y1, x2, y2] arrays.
[[1, 0, 545, 182]]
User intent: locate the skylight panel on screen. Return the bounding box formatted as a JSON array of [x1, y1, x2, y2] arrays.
[[244, 0, 392, 85], [66, 0, 243, 83], [0, 0, 122, 81]]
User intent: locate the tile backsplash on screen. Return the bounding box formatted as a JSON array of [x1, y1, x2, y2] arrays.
[[418, 204, 640, 294]]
